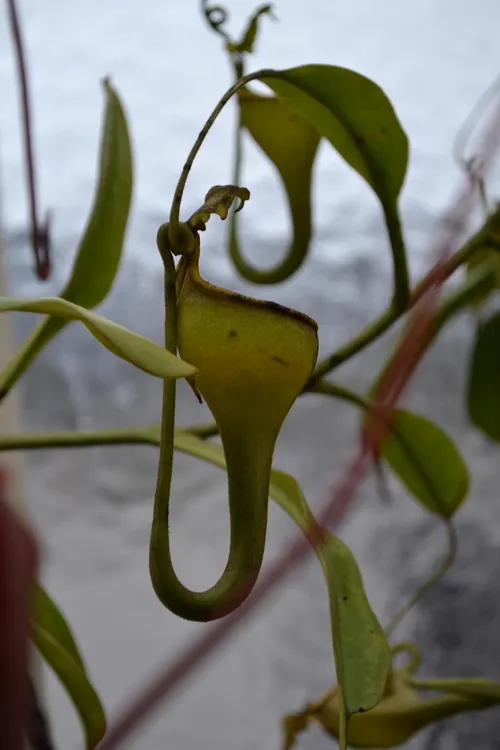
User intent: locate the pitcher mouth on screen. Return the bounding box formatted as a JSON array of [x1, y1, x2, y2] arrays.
[[179, 233, 319, 333]]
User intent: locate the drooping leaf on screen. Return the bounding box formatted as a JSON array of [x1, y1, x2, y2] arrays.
[[229, 89, 321, 284], [381, 410, 469, 518], [172, 430, 389, 716], [0, 78, 133, 397], [258, 65, 408, 203], [227, 3, 275, 54], [32, 586, 106, 749], [0, 296, 196, 381], [468, 312, 500, 441]]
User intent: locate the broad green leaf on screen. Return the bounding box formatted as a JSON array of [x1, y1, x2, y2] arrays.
[[0, 79, 133, 397], [467, 312, 500, 440], [382, 410, 469, 517], [0, 296, 196, 380], [229, 89, 320, 284], [227, 4, 275, 54], [32, 587, 105, 749], [172, 430, 390, 716], [259, 65, 408, 202]]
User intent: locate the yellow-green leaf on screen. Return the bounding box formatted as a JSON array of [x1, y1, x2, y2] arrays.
[[0, 78, 133, 397], [381, 410, 469, 518], [229, 89, 320, 284], [32, 586, 105, 749], [172, 430, 389, 716], [0, 296, 196, 380]]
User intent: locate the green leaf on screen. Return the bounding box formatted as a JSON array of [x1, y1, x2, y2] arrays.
[[0, 296, 196, 381], [32, 586, 106, 749], [62, 79, 133, 308], [382, 410, 469, 517], [467, 312, 500, 441], [0, 78, 133, 397], [230, 89, 320, 284], [33, 584, 84, 668], [259, 65, 408, 202], [173, 430, 390, 717], [227, 4, 275, 54]]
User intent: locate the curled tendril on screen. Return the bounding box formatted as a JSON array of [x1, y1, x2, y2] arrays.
[[390, 642, 421, 675], [200, 0, 232, 44]]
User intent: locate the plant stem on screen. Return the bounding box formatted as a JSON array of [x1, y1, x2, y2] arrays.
[[168, 68, 275, 252], [308, 380, 370, 411], [0, 428, 158, 452], [7, 0, 50, 279], [307, 308, 396, 386], [384, 198, 410, 311], [384, 521, 457, 638], [307, 207, 500, 385]]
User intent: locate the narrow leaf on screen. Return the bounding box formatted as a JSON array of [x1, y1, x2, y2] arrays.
[[32, 588, 106, 749], [0, 296, 196, 380], [62, 79, 133, 308], [382, 410, 469, 517], [0, 78, 133, 396], [33, 584, 84, 669], [468, 312, 500, 440], [173, 431, 389, 716], [259, 65, 408, 202], [230, 89, 320, 283]]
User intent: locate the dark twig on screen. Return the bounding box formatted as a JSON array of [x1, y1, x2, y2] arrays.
[[7, 0, 51, 280]]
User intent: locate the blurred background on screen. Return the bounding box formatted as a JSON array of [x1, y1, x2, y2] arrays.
[[2, 1, 500, 748]]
